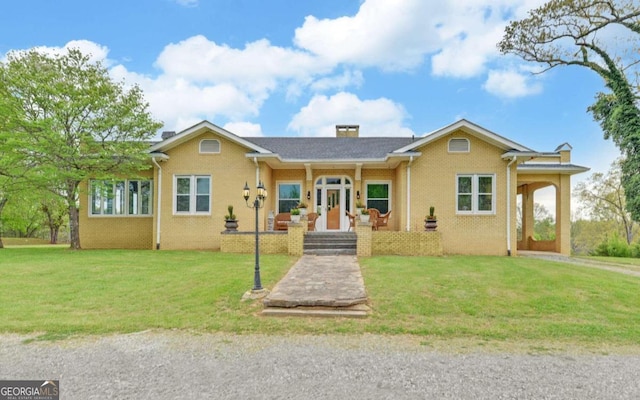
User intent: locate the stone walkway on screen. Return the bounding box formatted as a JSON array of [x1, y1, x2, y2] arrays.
[[262, 255, 369, 317]]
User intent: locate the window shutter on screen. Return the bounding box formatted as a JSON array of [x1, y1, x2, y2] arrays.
[[448, 138, 469, 152], [200, 139, 220, 153]]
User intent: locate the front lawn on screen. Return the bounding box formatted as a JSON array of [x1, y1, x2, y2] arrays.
[[1, 248, 639, 348]]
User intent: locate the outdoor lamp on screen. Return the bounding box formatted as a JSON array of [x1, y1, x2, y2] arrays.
[[243, 182, 250, 202], [244, 181, 267, 292], [356, 190, 360, 200], [306, 191, 311, 200]]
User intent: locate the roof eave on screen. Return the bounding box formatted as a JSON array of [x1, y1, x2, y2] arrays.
[[517, 165, 590, 175]]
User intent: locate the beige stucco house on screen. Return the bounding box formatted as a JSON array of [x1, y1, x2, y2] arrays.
[[79, 119, 588, 255]]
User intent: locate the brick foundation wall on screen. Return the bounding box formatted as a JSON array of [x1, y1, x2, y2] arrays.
[[220, 231, 288, 254], [372, 231, 443, 256]]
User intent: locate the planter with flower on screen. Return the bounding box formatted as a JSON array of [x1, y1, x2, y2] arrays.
[[355, 201, 365, 216], [224, 205, 238, 232], [290, 208, 301, 223], [297, 202, 308, 217], [424, 206, 437, 231], [360, 208, 370, 223]]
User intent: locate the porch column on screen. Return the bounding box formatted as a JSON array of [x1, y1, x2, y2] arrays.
[[521, 185, 534, 250], [556, 175, 571, 255]]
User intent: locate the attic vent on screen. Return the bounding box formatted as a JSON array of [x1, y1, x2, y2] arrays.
[[448, 138, 470, 153], [200, 139, 220, 154]]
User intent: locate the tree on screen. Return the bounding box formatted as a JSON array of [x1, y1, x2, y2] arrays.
[[0, 49, 162, 249], [40, 193, 68, 244], [574, 158, 638, 243], [499, 0, 640, 219]]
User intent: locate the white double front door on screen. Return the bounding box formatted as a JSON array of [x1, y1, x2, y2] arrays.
[[314, 176, 353, 232]]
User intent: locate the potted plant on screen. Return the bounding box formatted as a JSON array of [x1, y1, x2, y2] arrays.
[[424, 206, 437, 231], [355, 201, 365, 215], [297, 202, 308, 217], [224, 205, 238, 232], [360, 208, 370, 223], [290, 208, 301, 223]]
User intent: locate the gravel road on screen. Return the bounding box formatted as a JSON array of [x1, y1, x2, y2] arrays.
[[1, 332, 639, 399]]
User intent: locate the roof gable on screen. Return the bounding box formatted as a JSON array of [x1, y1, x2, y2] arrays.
[[393, 119, 533, 154], [149, 120, 271, 154]]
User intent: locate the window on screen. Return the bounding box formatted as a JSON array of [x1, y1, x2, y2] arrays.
[[199, 139, 220, 153], [278, 183, 301, 213], [90, 180, 152, 216], [456, 174, 495, 214], [175, 175, 211, 214], [366, 182, 390, 213], [449, 138, 470, 153]]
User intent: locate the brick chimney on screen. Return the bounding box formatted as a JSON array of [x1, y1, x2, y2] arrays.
[[336, 125, 359, 138], [161, 131, 176, 140]]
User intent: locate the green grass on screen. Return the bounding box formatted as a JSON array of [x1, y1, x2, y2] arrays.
[[579, 256, 640, 272], [360, 256, 640, 345], [1, 248, 639, 348]]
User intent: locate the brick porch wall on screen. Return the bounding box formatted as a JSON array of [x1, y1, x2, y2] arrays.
[[221, 227, 443, 257], [372, 231, 443, 256], [220, 231, 288, 254]]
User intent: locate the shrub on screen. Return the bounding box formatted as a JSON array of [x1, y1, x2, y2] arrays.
[[592, 235, 631, 257]]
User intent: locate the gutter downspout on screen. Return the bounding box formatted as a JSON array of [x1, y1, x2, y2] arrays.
[[406, 156, 414, 231], [506, 156, 517, 256], [152, 157, 162, 250], [253, 157, 260, 186]]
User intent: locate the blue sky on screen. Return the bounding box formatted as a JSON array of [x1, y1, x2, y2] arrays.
[[0, 0, 623, 194]]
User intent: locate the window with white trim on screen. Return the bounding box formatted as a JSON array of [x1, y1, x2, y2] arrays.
[[456, 174, 495, 214], [448, 138, 470, 153], [175, 175, 211, 214], [199, 139, 220, 154], [90, 179, 152, 216], [366, 182, 390, 213], [277, 182, 301, 213]]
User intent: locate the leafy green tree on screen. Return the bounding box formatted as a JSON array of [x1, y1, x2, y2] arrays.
[[40, 193, 68, 244], [499, 0, 640, 219], [0, 49, 162, 249], [0, 194, 42, 238], [574, 159, 638, 243], [0, 73, 32, 248]]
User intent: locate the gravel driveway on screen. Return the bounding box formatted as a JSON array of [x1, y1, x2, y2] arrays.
[[1, 332, 639, 399]]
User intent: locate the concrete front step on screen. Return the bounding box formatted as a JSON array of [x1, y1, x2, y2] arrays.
[[303, 232, 357, 256], [303, 248, 356, 256], [261, 304, 370, 318]]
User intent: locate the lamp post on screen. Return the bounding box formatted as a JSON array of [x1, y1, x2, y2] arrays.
[[243, 180, 267, 291]]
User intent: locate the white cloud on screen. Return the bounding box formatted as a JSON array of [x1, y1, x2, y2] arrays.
[[223, 122, 264, 137], [155, 35, 328, 96], [310, 69, 364, 92], [294, 0, 444, 71], [111, 64, 261, 132], [3, 40, 111, 66], [294, 0, 543, 78], [483, 69, 543, 98], [288, 92, 414, 137], [3, 0, 552, 137]]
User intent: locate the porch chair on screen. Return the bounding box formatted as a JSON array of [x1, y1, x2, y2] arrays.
[[366, 208, 380, 230], [274, 212, 291, 231], [376, 209, 392, 230], [346, 211, 356, 231], [307, 212, 319, 231]]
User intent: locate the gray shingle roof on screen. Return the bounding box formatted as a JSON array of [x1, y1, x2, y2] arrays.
[[244, 137, 415, 160]]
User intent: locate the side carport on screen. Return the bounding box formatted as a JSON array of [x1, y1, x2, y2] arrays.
[[513, 144, 589, 255]]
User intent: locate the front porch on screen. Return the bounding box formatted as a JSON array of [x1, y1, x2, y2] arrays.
[[221, 221, 443, 257]]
